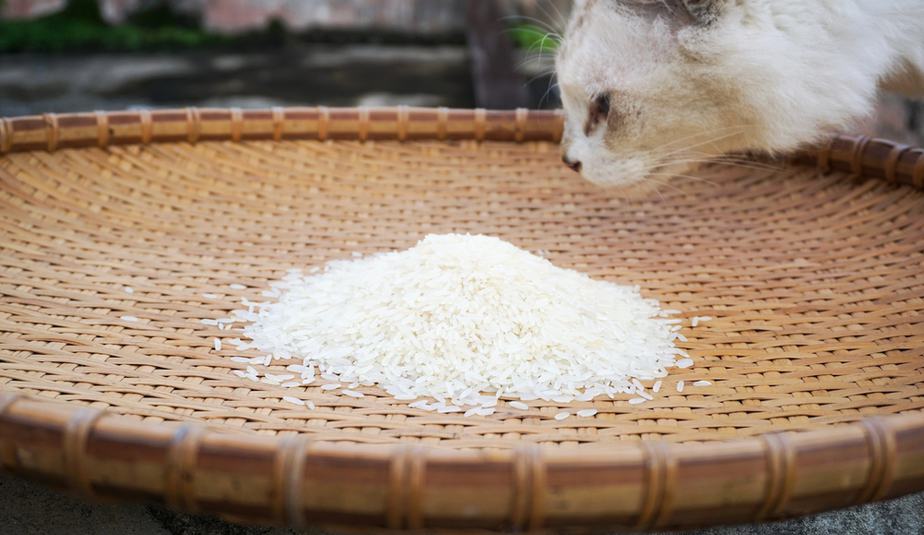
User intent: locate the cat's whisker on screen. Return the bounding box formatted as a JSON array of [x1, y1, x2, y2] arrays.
[[666, 154, 783, 174], [500, 15, 563, 42], [647, 124, 751, 149], [523, 70, 556, 87], [505, 33, 557, 71], [509, 35, 559, 66], [516, 59, 556, 76], [652, 180, 675, 200], [710, 160, 782, 173], [652, 129, 749, 160], [664, 126, 749, 148], [618, 176, 672, 199], [655, 157, 778, 175], [534, 0, 570, 30], [646, 172, 720, 187], [642, 126, 750, 158], [644, 179, 667, 201], [536, 33, 559, 63], [698, 153, 784, 172], [538, 80, 560, 108], [644, 167, 721, 187]]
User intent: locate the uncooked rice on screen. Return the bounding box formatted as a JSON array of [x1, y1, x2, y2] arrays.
[[691, 316, 713, 327], [227, 234, 689, 411]]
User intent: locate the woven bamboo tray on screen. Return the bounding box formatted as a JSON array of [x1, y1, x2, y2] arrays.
[[0, 107, 922, 532]]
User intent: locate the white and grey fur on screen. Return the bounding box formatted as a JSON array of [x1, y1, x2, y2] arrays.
[[556, 0, 924, 188]]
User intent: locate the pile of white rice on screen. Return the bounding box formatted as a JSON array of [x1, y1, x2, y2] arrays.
[[225, 234, 690, 411]]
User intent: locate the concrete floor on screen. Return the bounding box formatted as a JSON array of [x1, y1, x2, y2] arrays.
[[2, 473, 921, 535]]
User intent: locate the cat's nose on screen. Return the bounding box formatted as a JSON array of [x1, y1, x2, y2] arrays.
[[561, 155, 582, 173]]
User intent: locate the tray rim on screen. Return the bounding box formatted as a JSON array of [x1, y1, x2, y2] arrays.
[[0, 106, 922, 532]]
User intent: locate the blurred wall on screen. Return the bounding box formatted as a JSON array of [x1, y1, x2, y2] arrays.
[[166, 0, 465, 35], [0, 0, 561, 32], [2, 0, 469, 34], [1, 0, 66, 18]]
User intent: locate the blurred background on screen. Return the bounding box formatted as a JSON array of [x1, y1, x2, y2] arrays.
[[0, 0, 921, 145]]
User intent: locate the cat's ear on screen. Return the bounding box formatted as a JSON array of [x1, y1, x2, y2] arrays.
[[681, 0, 725, 24]]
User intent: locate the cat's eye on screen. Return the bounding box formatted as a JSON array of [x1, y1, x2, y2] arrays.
[[591, 94, 610, 120], [585, 93, 610, 134]]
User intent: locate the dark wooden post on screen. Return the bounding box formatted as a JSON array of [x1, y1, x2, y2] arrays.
[[465, 1, 530, 109]]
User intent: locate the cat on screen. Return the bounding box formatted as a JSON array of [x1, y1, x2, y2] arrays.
[[555, 0, 924, 187]]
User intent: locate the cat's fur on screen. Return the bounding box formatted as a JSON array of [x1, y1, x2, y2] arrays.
[[556, 0, 924, 187]]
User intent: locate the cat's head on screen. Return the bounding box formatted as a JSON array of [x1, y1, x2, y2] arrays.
[[556, 0, 877, 188]]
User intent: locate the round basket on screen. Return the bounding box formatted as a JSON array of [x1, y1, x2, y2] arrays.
[[0, 107, 922, 532]]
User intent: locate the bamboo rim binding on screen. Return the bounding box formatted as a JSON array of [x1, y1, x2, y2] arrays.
[[0, 107, 922, 531], [0, 107, 921, 188], [0, 392, 920, 531]]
